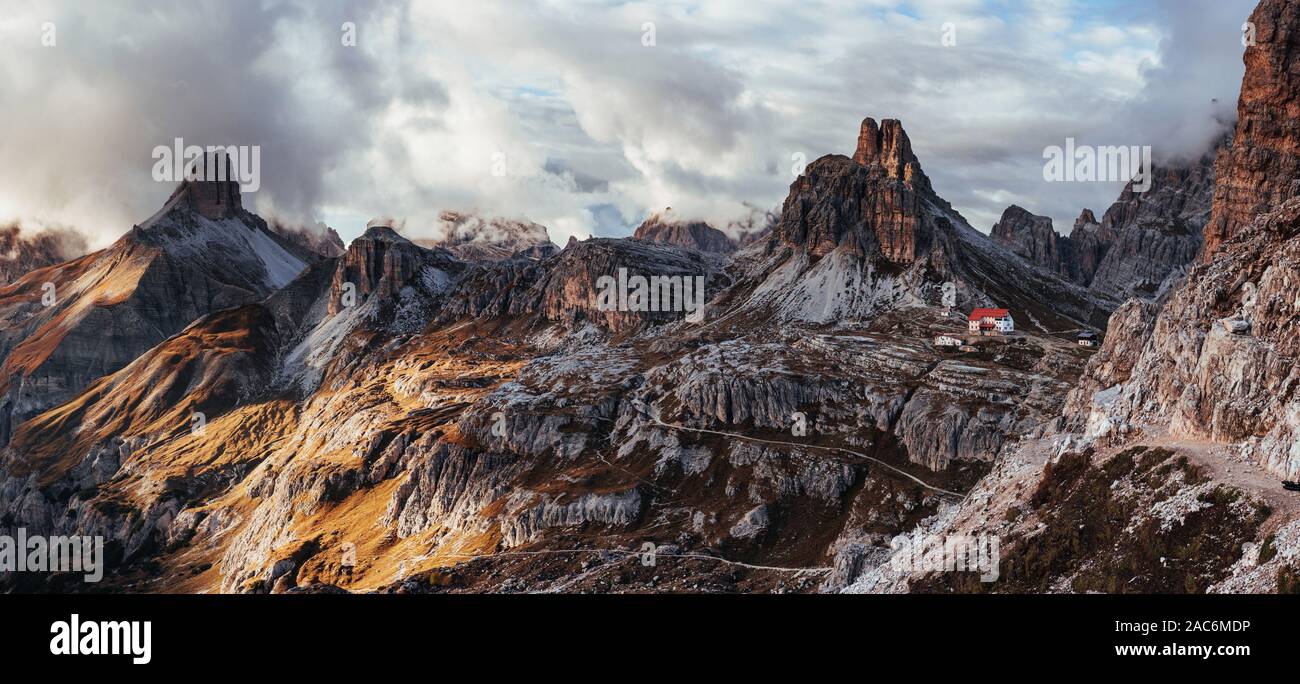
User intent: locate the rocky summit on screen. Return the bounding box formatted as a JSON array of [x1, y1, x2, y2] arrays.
[[990, 148, 1216, 303], [2, 0, 1299, 598], [633, 210, 736, 254]]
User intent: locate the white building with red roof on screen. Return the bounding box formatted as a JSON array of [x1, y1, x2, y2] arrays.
[[967, 307, 1014, 335]]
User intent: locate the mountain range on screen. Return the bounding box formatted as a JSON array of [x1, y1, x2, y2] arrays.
[[2, 0, 1298, 594]]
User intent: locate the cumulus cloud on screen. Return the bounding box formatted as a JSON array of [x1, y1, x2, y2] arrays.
[[0, 0, 1257, 248]]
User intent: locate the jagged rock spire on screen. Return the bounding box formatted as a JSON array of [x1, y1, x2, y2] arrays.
[[851, 118, 932, 192]]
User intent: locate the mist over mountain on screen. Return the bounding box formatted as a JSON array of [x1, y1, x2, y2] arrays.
[[0, 0, 1256, 248]]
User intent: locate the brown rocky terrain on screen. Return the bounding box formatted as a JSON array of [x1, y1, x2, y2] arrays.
[[0, 115, 1104, 594], [864, 0, 1300, 595], [3, 0, 1298, 596], [0, 167, 331, 447], [1203, 0, 1300, 258]]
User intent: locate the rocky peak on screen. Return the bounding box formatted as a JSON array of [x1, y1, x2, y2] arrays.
[[852, 118, 932, 193], [330, 221, 429, 314], [1203, 0, 1300, 259], [1086, 154, 1215, 301], [990, 205, 1076, 281], [752, 117, 1107, 328], [773, 117, 944, 262], [633, 209, 735, 254], [1066, 208, 1114, 286], [0, 165, 314, 445], [992, 204, 1055, 242], [359, 223, 411, 244], [415, 211, 555, 262]]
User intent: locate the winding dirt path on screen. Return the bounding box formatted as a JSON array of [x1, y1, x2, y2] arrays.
[[1154, 433, 1300, 522], [631, 401, 964, 499]]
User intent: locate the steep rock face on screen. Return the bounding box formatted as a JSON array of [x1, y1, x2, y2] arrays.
[[865, 0, 1300, 597], [1066, 209, 1116, 285], [779, 119, 931, 263], [0, 223, 88, 285], [1087, 156, 1214, 301], [995, 151, 1214, 301], [270, 224, 463, 394], [1203, 0, 1300, 258], [1067, 0, 1300, 479], [1061, 298, 1158, 432], [328, 225, 437, 316], [852, 118, 933, 194], [1076, 199, 1300, 477], [991, 205, 1075, 281], [527, 239, 728, 333], [996, 148, 1215, 302], [633, 211, 735, 254]]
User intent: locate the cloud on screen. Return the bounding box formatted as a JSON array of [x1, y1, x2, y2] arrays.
[[0, 0, 421, 247], [0, 0, 1258, 248]]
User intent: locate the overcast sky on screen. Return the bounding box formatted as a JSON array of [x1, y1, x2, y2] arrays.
[[0, 0, 1255, 248]]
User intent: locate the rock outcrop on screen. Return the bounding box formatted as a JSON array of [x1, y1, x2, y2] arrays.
[[1066, 209, 1116, 286], [1086, 155, 1214, 301], [329, 224, 437, 315], [779, 118, 933, 263], [633, 210, 735, 254], [1064, 0, 1300, 480], [990, 205, 1075, 281], [525, 238, 728, 333], [991, 151, 1214, 301], [1074, 199, 1300, 477], [1203, 0, 1300, 258], [851, 118, 933, 194]]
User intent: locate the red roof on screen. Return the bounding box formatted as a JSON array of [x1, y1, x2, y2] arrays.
[[968, 308, 1010, 321]]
